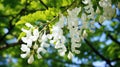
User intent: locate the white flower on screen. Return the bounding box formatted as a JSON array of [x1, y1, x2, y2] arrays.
[[37, 53, 42, 59], [81, 13, 87, 22], [103, 6, 115, 20], [48, 15, 66, 57], [67, 7, 81, 28], [71, 43, 81, 54], [98, 0, 115, 21], [20, 44, 30, 58], [55, 41, 61, 49], [67, 7, 81, 17], [59, 50, 66, 56], [25, 23, 33, 28], [21, 28, 33, 38], [37, 47, 47, 59], [33, 43, 38, 49], [50, 40, 55, 44], [52, 26, 63, 41], [96, 7, 101, 14], [82, 0, 90, 4], [40, 31, 50, 48], [70, 31, 80, 42], [59, 36, 66, 43], [41, 32, 48, 42], [28, 55, 34, 64], [52, 26, 62, 34], [67, 7, 83, 55], [32, 28, 39, 41], [21, 37, 33, 47], [81, 13, 88, 28], [41, 42, 50, 48], [99, 15, 106, 23], [21, 28, 28, 33], [59, 45, 67, 56], [21, 27, 39, 47], [20, 23, 41, 64], [55, 14, 65, 28], [99, 0, 111, 8], [47, 34, 52, 39], [84, 1, 94, 20], [54, 40, 67, 56], [21, 28, 33, 47], [68, 51, 74, 59], [83, 30, 87, 38], [58, 46, 67, 56]]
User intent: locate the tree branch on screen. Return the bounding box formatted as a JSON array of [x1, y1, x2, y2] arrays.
[[107, 33, 120, 45], [0, 0, 29, 42], [111, 58, 120, 62], [0, 41, 22, 51], [62, 0, 76, 13], [39, 0, 48, 9], [98, 22, 120, 46], [84, 38, 113, 67]]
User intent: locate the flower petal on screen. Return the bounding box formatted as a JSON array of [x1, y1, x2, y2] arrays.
[[37, 54, 42, 59], [68, 51, 74, 59], [21, 37, 27, 43], [28, 55, 34, 64], [25, 23, 33, 28], [41, 42, 50, 48], [33, 43, 38, 49], [37, 47, 47, 59], [21, 54, 27, 58], [21, 28, 28, 33], [33, 28, 39, 41], [21, 44, 28, 52], [41, 32, 47, 41]]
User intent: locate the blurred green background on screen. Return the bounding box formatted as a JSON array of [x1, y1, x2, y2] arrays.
[[0, 0, 120, 67]]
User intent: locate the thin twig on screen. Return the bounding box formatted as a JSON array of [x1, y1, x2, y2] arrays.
[[111, 58, 120, 61], [84, 38, 113, 67], [98, 22, 120, 46], [39, 0, 48, 9], [0, 41, 22, 51]]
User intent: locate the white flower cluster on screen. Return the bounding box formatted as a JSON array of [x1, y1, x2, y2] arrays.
[[99, 0, 116, 22], [20, 0, 116, 63], [21, 23, 39, 64], [47, 7, 87, 59], [37, 31, 50, 59], [49, 21, 67, 56], [82, 0, 95, 31], [67, 7, 82, 54], [43, 7, 84, 59], [81, 0, 116, 29], [20, 7, 83, 62], [83, 0, 94, 20], [21, 23, 49, 64]]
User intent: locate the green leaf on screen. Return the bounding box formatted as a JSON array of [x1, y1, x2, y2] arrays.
[[17, 32, 26, 41]]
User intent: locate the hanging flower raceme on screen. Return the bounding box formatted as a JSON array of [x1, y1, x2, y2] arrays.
[[20, 7, 93, 63], [48, 15, 67, 56], [37, 31, 49, 59], [67, 7, 82, 55], [99, 0, 116, 22], [20, 23, 40, 64], [19, 0, 116, 63]]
